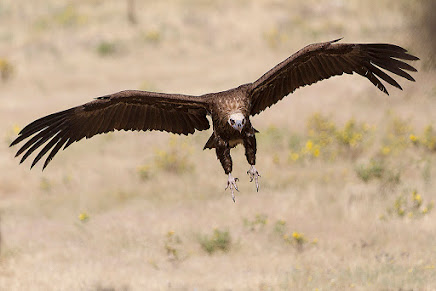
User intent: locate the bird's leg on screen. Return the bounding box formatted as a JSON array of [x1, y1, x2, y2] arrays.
[[216, 142, 239, 202], [247, 165, 261, 192], [225, 173, 239, 202], [243, 131, 260, 191]]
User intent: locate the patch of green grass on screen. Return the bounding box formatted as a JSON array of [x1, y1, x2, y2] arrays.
[[199, 228, 231, 254], [307, 113, 336, 147], [96, 40, 118, 56], [288, 113, 374, 164], [419, 125, 436, 151], [385, 190, 434, 219], [273, 220, 318, 251], [274, 219, 287, 235], [136, 164, 152, 181], [382, 113, 413, 152], [355, 159, 385, 183], [335, 118, 371, 150], [283, 231, 307, 251], [243, 213, 268, 231], [258, 125, 287, 149], [421, 158, 432, 184], [153, 136, 194, 174], [164, 230, 182, 261]]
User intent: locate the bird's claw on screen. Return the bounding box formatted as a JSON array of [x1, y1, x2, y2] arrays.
[[247, 165, 261, 192], [225, 173, 239, 202]]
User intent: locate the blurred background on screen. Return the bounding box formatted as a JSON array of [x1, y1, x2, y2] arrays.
[[0, 0, 435, 290]]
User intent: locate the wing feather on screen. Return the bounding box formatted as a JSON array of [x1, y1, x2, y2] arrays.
[[16, 120, 65, 157], [32, 132, 66, 169], [86, 114, 102, 138], [142, 106, 151, 130], [118, 104, 131, 130], [160, 109, 169, 132], [43, 135, 70, 169], [11, 90, 210, 169], [175, 113, 187, 134], [249, 39, 419, 115]]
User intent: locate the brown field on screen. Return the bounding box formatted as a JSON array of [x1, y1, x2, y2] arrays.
[[0, 0, 435, 290]]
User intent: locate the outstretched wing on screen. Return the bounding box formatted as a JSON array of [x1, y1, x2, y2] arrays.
[[10, 90, 210, 169], [249, 39, 419, 115]]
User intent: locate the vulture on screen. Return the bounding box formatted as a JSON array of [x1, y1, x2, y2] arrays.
[[10, 39, 419, 201]]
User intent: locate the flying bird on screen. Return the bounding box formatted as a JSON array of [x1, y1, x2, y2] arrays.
[[10, 39, 418, 201]]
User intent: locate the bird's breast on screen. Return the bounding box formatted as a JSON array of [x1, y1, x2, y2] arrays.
[[229, 138, 243, 148]]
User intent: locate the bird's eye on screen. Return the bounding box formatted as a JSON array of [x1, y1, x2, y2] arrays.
[[230, 119, 235, 125], [242, 119, 245, 125]]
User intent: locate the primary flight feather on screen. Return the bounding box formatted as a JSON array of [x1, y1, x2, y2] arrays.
[[10, 39, 419, 201]]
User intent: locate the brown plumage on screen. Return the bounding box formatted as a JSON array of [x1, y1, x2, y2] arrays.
[[10, 39, 419, 201]]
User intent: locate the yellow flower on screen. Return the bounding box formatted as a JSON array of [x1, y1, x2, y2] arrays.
[[382, 146, 391, 155], [409, 134, 418, 142], [78, 212, 89, 221], [312, 148, 320, 157], [412, 191, 422, 207], [289, 152, 299, 161], [305, 140, 313, 151], [292, 231, 305, 243]]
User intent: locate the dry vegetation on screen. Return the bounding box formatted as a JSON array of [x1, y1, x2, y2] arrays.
[[0, 0, 435, 290]]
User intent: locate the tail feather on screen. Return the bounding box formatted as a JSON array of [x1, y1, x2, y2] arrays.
[[203, 133, 216, 149]]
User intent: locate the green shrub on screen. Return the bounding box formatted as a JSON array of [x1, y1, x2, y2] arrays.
[[97, 41, 117, 56], [136, 164, 151, 180], [164, 231, 182, 261], [386, 190, 434, 219], [199, 229, 231, 254], [355, 159, 384, 182], [243, 213, 268, 231], [154, 137, 194, 174], [274, 219, 287, 235]]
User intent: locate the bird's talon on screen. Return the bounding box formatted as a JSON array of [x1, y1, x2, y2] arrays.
[[226, 173, 239, 201], [247, 165, 261, 192]]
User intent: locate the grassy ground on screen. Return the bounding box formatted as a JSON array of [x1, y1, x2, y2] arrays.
[[0, 0, 435, 290]]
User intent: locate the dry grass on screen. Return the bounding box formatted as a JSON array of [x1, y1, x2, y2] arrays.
[[0, 0, 435, 290]]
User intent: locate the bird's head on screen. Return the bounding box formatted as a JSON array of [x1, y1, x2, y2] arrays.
[[228, 112, 246, 133]]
